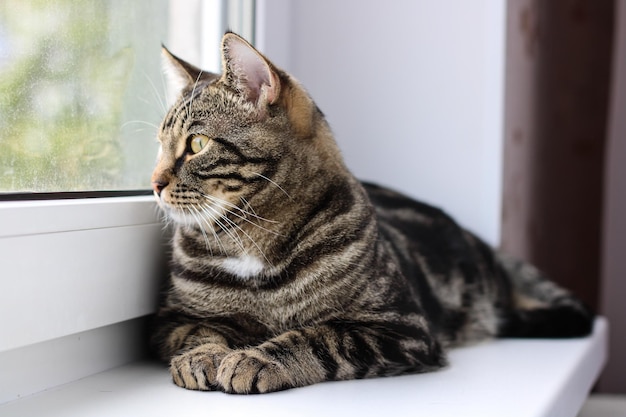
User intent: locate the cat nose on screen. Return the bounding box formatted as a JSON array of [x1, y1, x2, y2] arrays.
[[152, 179, 169, 196]]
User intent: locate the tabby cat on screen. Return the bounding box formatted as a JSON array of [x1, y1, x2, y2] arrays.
[[150, 32, 593, 394]]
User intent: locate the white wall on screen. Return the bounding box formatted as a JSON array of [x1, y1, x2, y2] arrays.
[[257, 0, 506, 245]]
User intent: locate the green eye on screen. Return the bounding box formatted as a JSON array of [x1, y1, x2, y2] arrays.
[[189, 134, 210, 154]]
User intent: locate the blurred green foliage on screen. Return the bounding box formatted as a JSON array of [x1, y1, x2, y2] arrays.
[[0, 0, 167, 192]]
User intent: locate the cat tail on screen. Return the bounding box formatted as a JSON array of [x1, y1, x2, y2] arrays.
[[495, 252, 594, 338]]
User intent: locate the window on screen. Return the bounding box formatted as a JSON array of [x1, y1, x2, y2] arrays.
[[0, 1, 256, 403], [0, 0, 255, 195]]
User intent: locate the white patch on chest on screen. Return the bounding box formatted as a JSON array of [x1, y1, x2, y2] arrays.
[[220, 255, 265, 279]]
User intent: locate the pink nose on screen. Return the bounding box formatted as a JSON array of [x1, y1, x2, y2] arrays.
[[152, 179, 169, 196]]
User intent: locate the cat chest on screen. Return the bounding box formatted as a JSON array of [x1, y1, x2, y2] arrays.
[[171, 275, 322, 330]]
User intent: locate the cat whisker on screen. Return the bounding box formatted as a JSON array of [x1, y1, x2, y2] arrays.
[[152, 201, 175, 232], [201, 194, 283, 237], [142, 70, 169, 115], [202, 202, 274, 268], [121, 120, 160, 132], [187, 206, 213, 255], [252, 172, 293, 201], [195, 205, 233, 256], [159, 69, 171, 108], [204, 210, 229, 256], [160, 215, 171, 231], [202, 193, 279, 225], [223, 206, 284, 236], [239, 196, 283, 231], [136, 96, 168, 121], [156, 208, 172, 232], [200, 204, 248, 256], [239, 196, 256, 216], [186, 70, 204, 119]]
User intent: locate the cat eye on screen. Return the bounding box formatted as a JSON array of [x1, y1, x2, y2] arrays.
[[189, 134, 210, 154]]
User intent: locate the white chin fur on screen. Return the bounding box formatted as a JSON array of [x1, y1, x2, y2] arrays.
[[221, 255, 265, 279], [162, 207, 202, 227]]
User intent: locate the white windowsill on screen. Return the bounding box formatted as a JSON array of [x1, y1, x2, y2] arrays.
[[0, 318, 607, 417]]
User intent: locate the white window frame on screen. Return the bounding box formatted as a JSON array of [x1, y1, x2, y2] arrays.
[[0, 0, 257, 404], [0, 196, 164, 353]]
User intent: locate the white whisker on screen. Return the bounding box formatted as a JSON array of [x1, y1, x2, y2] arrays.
[[190, 204, 228, 256], [187, 206, 213, 255], [240, 196, 256, 216], [224, 206, 283, 236], [201, 195, 282, 237], [186, 70, 204, 119], [153, 203, 172, 232], [252, 172, 293, 201], [136, 96, 168, 120], [159, 69, 171, 107], [202, 192, 279, 225], [202, 202, 274, 268], [121, 120, 160, 131], [201, 204, 247, 255], [142, 71, 169, 115]]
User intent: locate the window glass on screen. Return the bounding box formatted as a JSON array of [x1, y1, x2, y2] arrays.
[[0, 0, 167, 192], [0, 0, 254, 195], [0, 0, 169, 193]]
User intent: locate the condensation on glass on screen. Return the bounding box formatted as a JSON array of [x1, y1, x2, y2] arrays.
[[0, 0, 252, 193]]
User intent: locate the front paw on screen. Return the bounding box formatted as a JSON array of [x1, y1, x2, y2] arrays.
[[170, 343, 231, 390], [217, 350, 293, 394]]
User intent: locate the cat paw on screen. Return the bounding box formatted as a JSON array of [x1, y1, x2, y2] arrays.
[[170, 343, 231, 391], [216, 350, 292, 394]]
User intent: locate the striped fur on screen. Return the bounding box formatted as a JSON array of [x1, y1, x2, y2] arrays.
[[150, 33, 593, 394]]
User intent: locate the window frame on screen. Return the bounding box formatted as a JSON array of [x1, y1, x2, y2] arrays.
[[0, 0, 260, 333], [0, 195, 165, 353], [0, 0, 261, 403], [0, 0, 258, 333]]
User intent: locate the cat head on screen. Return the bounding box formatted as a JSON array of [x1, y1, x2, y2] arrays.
[[152, 33, 344, 235]]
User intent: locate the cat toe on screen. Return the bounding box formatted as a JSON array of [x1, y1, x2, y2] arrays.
[[217, 350, 291, 394], [170, 343, 231, 391]]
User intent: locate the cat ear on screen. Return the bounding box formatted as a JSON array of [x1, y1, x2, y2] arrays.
[[161, 46, 218, 92], [221, 32, 280, 107]]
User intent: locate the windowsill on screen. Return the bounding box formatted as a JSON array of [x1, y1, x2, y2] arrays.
[[0, 318, 607, 417]]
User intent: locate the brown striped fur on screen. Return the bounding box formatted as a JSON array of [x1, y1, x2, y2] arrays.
[[149, 33, 593, 394]]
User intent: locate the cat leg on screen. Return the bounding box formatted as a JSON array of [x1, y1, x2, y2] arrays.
[[154, 322, 233, 391], [151, 312, 269, 391], [170, 338, 232, 390], [216, 319, 446, 394]]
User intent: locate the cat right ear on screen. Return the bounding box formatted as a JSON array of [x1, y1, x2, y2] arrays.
[[161, 46, 218, 93], [221, 33, 280, 108]]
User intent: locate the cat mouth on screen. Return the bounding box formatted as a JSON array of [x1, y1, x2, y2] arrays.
[[152, 190, 188, 222]]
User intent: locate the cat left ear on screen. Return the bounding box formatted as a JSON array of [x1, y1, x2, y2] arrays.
[[221, 33, 280, 108], [161, 46, 218, 92]]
